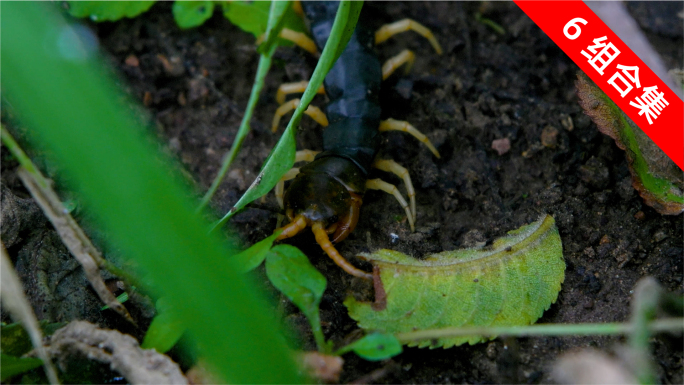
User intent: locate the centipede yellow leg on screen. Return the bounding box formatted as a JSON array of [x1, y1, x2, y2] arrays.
[[279, 28, 318, 55], [272, 99, 329, 132], [373, 159, 416, 220], [276, 81, 326, 105], [379, 118, 441, 158], [312, 222, 372, 279], [382, 49, 415, 80], [375, 19, 443, 55], [366, 178, 415, 232]]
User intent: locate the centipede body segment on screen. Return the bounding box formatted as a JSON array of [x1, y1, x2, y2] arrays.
[[272, 2, 442, 278]]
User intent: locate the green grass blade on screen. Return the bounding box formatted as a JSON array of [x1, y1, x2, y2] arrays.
[[214, 0, 362, 227], [1, 3, 301, 383]]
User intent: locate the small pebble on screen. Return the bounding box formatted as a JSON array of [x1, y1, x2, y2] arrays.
[[124, 54, 139, 67], [634, 211, 645, 220], [541, 125, 559, 147], [491, 138, 511, 155]]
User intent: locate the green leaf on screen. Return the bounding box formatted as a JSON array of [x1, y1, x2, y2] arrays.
[[576, 73, 683, 214], [172, 1, 215, 29], [141, 298, 185, 353], [335, 333, 402, 361], [2, 3, 302, 383], [345, 215, 565, 348], [232, 231, 281, 273], [66, 1, 156, 22], [0, 354, 43, 381], [1, 322, 66, 357], [214, 1, 362, 227], [221, 1, 272, 37], [257, 1, 291, 54], [266, 245, 328, 352]]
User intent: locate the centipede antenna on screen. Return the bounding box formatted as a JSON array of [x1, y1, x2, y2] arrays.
[[379, 118, 441, 158], [381, 49, 415, 80], [275, 167, 301, 209], [312, 222, 372, 279], [366, 178, 415, 232], [375, 19, 443, 55]]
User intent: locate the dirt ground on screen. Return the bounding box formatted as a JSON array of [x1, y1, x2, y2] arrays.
[[2, 1, 683, 384]]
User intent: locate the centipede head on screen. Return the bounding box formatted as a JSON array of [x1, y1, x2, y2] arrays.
[[276, 170, 361, 243]]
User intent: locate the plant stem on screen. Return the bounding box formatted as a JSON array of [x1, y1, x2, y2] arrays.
[[196, 44, 277, 212], [1, 124, 49, 189], [396, 318, 684, 343]]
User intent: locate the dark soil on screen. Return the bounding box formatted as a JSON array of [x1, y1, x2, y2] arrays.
[[2, 1, 682, 384]]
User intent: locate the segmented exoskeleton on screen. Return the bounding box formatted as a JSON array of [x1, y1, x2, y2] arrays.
[[272, 2, 442, 279]]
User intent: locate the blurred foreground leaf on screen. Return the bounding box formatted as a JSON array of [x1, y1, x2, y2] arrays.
[[66, 1, 155, 22], [0, 354, 43, 381], [345, 215, 565, 348], [1, 3, 301, 383], [576, 72, 683, 215]]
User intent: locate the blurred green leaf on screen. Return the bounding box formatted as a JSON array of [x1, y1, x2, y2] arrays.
[[0, 354, 43, 381], [66, 1, 156, 22], [266, 245, 328, 352], [233, 231, 281, 273], [1, 3, 301, 383], [141, 298, 185, 353], [335, 333, 402, 361], [172, 1, 215, 29]]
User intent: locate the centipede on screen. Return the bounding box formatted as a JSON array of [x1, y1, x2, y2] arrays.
[[270, 2, 442, 279]]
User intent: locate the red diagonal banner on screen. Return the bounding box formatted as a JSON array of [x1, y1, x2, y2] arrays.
[[515, 0, 684, 170]]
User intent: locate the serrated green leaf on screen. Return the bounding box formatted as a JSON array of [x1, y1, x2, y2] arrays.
[[335, 333, 402, 361], [232, 231, 281, 273], [576, 73, 683, 214], [141, 298, 185, 353], [172, 1, 215, 29], [0, 354, 43, 381], [66, 1, 156, 22], [345, 215, 565, 349], [266, 244, 328, 352]]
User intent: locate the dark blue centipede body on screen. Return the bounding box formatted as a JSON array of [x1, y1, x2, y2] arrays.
[[304, 1, 382, 176], [276, 2, 438, 278], [282, 2, 382, 239]]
